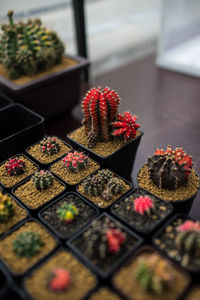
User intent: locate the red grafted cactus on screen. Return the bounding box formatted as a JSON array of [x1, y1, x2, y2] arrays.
[[48, 268, 71, 292], [62, 151, 88, 172], [134, 195, 154, 215], [177, 220, 200, 232], [5, 157, 25, 176], [82, 87, 120, 145], [40, 136, 60, 155], [112, 112, 141, 141], [106, 229, 126, 254]]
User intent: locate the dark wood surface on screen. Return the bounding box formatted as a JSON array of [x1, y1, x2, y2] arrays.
[[46, 54, 200, 220]]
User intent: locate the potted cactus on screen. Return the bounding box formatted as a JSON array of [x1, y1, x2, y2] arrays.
[[153, 215, 200, 273], [0, 11, 89, 120], [113, 247, 190, 300], [24, 250, 97, 300], [67, 87, 143, 179], [13, 170, 65, 210], [137, 145, 200, 214]]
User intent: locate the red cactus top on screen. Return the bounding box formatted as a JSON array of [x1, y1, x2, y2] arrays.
[[134, 195, 154, 215], [177, 220, 200, 232]]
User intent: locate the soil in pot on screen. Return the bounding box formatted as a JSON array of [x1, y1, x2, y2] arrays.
[[154, 216, 200, 271], [68, 126, 142, 158], [27, 136, 71, 165], [13, 172, 65, 209], [112, 188, 173, 234], [89, 288, 122, 300], [0, 193, 27, 236], [0, 220, 56, 274], [71, 215, 139, 273], [50, 153, 99, 185], [77, 169, 131, 208], [0, 155, 38, 188], [40, 193, 98, 239], [24, 250, 97, 300], [113, 248, 189, 300], [138, 164, 199, 202], [185, 287, 200, 300]]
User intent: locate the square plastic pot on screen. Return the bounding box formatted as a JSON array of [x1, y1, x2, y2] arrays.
[[0, 55, 89, 120], [0, 104, 44, 162]]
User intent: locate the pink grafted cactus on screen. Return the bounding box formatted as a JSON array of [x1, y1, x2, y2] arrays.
[[134, 195, 154, 215], [177, 220, 200, 232], [106, 229, 126, 254], [62, 151, 88, 172]]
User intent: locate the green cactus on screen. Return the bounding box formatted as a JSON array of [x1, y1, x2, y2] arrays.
[[57, 203, 78, 224], [40, 136, 60, 156], [0, 10, 64, 79], [175, 231, 200, 258], [32, 170, 54, 191], [97, 169, 114, 185], [107, 177, 123, 195], [83, 175, 104, 196], [13, 231, 44, 258], [102, 189, 113, 201], [0, 192, 14, 222]]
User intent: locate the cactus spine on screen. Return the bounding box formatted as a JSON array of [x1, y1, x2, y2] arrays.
[[32, 170, 53, 191]]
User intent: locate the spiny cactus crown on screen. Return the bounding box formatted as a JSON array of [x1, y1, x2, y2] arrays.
[[107, 177, 124, 195], [84, 217, 126, 259], [0, 192, 14, 222], [134, 195, 154, 215], [48, 268, 71, 292], [5, 157, 25, 176], [97, 169, 114, 184], [147, 145, 193, 190], [13, 231, 44, 258], [112, 111, 141, 141], [0, 10, 64, 79], [135, 254, 173, 293], [63, 151, 88, 172], [32, 170, 53, 191], [83, 175, 104, 197], [82, 87, 120, 146], [40, 136, 60, 156], [57, 203, 78, 223]]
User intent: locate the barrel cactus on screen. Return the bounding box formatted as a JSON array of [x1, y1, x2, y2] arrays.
[[5, 157, 25, 176], [107, 177, 124, 195], [147, 145, 192, 190], [83, 175, 104, 197], [96, 169, 114, 185], [0, 192, 14, 222], [63, 151, 88, 172], [0, 10, 64, 79], [32, 170, 54, 191], [40, 136, 60, 156]]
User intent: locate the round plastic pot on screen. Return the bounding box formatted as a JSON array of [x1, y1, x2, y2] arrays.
[[67, 128, 143, 180], [38, 191, 99, 241], [111, 188, 174, 240], [67, 212, 143, 279]]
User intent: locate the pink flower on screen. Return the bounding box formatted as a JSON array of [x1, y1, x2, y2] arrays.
[[134, 195, 154, 215]]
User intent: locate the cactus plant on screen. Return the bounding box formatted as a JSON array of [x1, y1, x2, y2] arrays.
[[5, 157, 25, 176], [62, 151, 88, 172], [84, 218, 126, 259], [48, 268, 71, 292], [112, 112, 141, 141], [0, 192, 14, 222], [97, 169, 114, 184], [147, 145, 193, 190], [135, 254, 173, 293], [107, 177, 124, 195], [0, 10, 64, 79], [32, 170, 54, 191], [57, 203, 78, 224], [13, 231, 44, 258], [82, 87, 120, 145], [83, 175, 104, 197], [102, 189, 113, 201], [134, 195, 154, 215], [40, 136, 60, 156]]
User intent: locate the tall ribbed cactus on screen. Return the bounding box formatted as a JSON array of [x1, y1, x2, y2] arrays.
[[0, 10, 64, 79], [82, 87, 120, 144]]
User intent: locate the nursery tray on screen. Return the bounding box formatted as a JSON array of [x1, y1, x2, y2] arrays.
[[0, 93, 12, 110]]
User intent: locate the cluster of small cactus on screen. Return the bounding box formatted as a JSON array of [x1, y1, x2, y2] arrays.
[[84, 217, 126, 259], [135, 254, 173, 293], [112, 112, 141, 141], [40, 136, 60, 156], [13, 231, 44, 258], [57, 203, 78, 224], [62, 151, 88, 172], [83, 169, 123, 201], [32, 170, 54, 191], [147, 145, 193, 190], [175, 220, 200, 259], [0, 10, 64, 79], [0, 192, 14, 222], [134, 195, 154, 215], [5, 157, 25, 176], [48, 268, 71, 292], [82, 87, 120, 147]]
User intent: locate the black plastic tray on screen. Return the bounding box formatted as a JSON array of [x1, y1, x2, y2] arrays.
[[0, 93, 12, 111]]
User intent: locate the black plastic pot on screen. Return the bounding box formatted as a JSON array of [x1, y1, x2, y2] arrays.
[[67, 128, 143, 180], [0, 263, 11, 299], [76, 169, 133, 211], [67, 213, 143, 279], [111, 188, 174, 239], [0, 93, 12, 110], [39, 192, 99, 241], [0, 104, 44, 162], [26, 136, 72, 169], [0, 55, 89, 121]]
